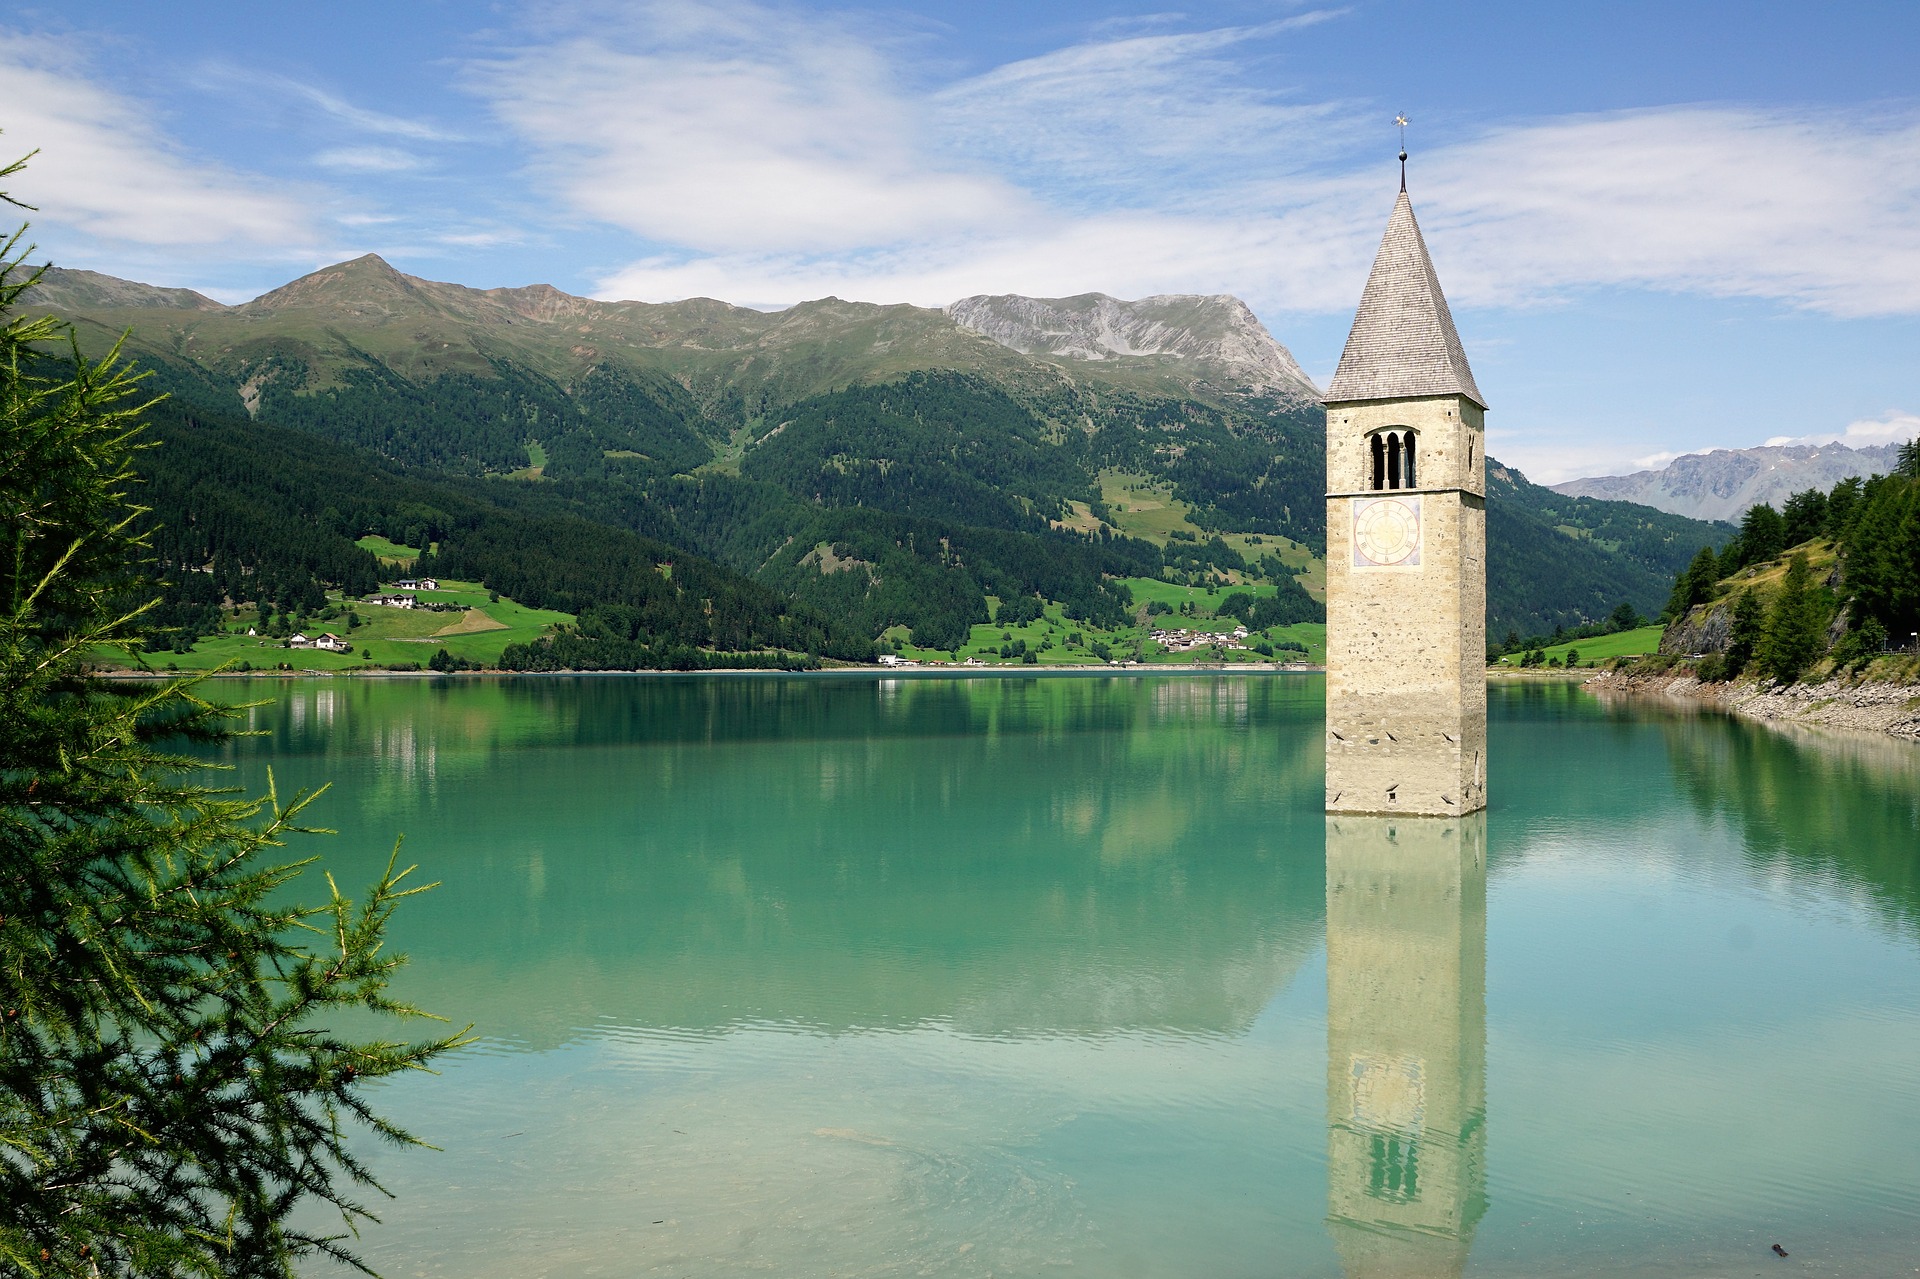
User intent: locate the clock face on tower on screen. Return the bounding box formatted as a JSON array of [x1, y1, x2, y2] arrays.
[[1352, 496, 1423, 569]]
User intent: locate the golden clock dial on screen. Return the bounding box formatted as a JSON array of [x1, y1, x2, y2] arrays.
[[1353, 498, 1422, 567]]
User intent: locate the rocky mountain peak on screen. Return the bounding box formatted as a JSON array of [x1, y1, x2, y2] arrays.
[[242, 253, 425, 316], [481, 281, 606, 324], [946, 292, 1320, 402], [1552, 440, 1907, 522]]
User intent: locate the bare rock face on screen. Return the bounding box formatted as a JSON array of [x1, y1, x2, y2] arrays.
[[1659, 598, 1734, 656], [1552, 441, 1905, 522], [946, 292, 1321, 403]]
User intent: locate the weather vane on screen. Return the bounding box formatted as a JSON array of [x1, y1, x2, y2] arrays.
[[1395, 113, 1410, 191]]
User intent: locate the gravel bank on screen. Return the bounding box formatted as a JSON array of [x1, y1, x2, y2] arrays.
[[1585, 667, 1920, 742]]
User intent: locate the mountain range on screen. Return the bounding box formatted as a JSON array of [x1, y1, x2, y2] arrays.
[[29, 256, 1317, 413], [1552, 440, 1906, 522], [26, 256, 1730, 647]]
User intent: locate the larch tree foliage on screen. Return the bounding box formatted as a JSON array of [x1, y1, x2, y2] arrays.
[[1756, 552, 1832, 685], [0, 153, 465, 1276]]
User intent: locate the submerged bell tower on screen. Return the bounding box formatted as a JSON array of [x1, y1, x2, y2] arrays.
[[1323, 167, 1487, 816]]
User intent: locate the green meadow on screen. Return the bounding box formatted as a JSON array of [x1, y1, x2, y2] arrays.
[[884, 591, 1326, 668], [354, 534, 425, 565], [119, 579, 572, 674], [1491, 624, 1666, 669], [1097, 469, 1324, 599]]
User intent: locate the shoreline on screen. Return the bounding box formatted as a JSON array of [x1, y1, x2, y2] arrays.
[[1584, 666, 1920, 742], [93, 661, 1328, 680]]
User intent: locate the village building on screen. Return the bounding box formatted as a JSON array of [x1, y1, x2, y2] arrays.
[[1323, 174, 1488, 816]]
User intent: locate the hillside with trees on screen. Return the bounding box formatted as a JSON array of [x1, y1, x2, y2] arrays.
[[126, 392, 873, 666], [23, 256, 1740, 665], [1653, 439, 1920, 685]]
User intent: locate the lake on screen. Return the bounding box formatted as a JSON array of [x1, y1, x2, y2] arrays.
[[207, 673, 1920, 1277]]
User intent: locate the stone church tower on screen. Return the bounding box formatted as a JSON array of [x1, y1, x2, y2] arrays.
[[1324, 186, 1487, 816]]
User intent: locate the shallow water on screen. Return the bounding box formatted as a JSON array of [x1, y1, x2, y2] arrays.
[[207, 673, 1920, 1277]]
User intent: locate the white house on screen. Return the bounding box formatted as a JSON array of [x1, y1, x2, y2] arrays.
[[314, 633, 352, 652], [287, 633, 312, 648], [392, 578, 440, 591]]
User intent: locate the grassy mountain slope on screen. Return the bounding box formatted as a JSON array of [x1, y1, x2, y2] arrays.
[[33, 259, 1325, 537], [31, 257, 1732, 657]]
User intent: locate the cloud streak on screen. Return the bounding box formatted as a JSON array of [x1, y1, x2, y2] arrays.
[[470, 3, 1032, 255], [469, 3, 1920, 321], [1420, 107, 1920, 317], [0, 33, 321, 255], [1764, 409, 1920, 450], [6, 1, 1920, 336], [188, 66, 464, 143]]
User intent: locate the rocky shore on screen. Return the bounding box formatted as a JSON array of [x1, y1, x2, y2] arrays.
[[1585, 666, 1920, 741]]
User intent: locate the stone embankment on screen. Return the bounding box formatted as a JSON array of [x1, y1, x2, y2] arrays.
[[1585, 667, 1920, 741]]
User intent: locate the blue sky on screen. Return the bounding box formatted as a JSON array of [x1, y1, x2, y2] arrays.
[[2, 0, 1916, 482]]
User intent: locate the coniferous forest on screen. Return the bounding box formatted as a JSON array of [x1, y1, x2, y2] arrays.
[[28, 255, 1746, 666], [1652, 440, 1920, 684]]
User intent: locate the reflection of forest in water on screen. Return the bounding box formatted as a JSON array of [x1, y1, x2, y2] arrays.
[[210, 676, 1920, 1055], [1492, 680, 1920, 942], [214, 675, 1333, 1048], [1661, 715, 1920, 938], [220, 676, 1920, 1278]]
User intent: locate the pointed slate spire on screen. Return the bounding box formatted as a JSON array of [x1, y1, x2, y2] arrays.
[[1326, 191, 1484, 409]]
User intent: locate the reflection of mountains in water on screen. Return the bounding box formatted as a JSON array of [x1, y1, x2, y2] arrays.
[[252, 675, 1333, 1049]]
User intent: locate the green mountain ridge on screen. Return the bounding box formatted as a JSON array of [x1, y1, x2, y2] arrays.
[[33, 256, 1310, 415], [29, 258, 1730, 648]]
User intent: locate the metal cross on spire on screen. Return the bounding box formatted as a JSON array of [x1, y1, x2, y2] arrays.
[[1395, 114, 1410, 191]]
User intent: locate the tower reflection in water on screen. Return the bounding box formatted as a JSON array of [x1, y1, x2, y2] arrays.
[[1324, 815, 1488, 1279]]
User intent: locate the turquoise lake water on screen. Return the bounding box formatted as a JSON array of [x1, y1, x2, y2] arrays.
[[208, 674, 1920, 1278]]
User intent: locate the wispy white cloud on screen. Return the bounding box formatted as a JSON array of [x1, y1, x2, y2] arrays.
[[1418, 107, 1920, 317], [929, 12, 1354, 204], [1764, 409, 1920, 449], [469, 2, 1372, 307], [1630, 449, 1703, 471], [473, 4, 1920, 323], [0, 33, 321, 254], [313, 146, 426, 173], [591, 206, 1358, 310], [469, 2, 1032, 255], [191, 65, 462, 142]]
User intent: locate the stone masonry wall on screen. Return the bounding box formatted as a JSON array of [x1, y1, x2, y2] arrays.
[[1326, 395, 1484, 499], [1326, 393, 1488, 817]]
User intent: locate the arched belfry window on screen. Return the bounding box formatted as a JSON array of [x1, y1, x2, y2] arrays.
[[1367, 429, 1417, 491]]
